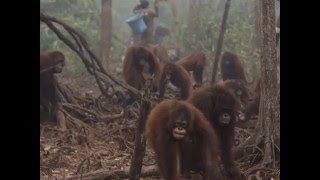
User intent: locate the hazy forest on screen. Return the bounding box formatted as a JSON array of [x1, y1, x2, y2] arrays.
[[40, 0, 280, 179]]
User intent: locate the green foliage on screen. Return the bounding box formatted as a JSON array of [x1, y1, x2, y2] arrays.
[[40, 0, 101, 74], [40, 0, 261, 79], [164, 0, 260, 80], [40, 0, 139, 74]]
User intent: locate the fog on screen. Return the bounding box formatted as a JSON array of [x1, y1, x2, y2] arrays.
[[40, 0, 279, 89]]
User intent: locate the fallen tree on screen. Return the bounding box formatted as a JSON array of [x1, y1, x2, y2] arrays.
[[63, 165, 159, 180]]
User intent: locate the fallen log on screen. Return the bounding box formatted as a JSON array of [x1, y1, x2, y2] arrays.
[[63, 165, 159, 180]]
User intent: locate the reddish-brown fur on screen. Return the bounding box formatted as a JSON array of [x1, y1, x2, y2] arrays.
[[242, 79, 261, 121], [40, 51, 66, 122], [146, 99, 223, 180], [123, 46, 162, 91], [40, 51, 65, 74], [159, 63, 192, 100], [175, 51, 206, 85], [220, 51, 246, 81], [188, 82, 244, 179]]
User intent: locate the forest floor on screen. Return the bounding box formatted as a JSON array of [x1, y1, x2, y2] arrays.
[[40, 58, 279, 180]]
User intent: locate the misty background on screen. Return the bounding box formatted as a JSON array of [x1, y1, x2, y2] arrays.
[[40, 0, 280, 94]]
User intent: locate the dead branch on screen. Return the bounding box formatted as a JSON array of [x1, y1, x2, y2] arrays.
[[62, 102, 124, 121], [59, 108, 93, 132], [62, 103, 101, 120], [244, 162, 277, 175], [100, 110, 124, 120], [211, 0, 231, 83], [63, 165, 159, 180], [56, 82, 75, 104], [129, 77, 154, 180]]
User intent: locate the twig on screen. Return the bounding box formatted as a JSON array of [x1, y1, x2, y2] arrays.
[[62, 103, 101, 120], [245, 162, 278, 175], [100, 110, 124, 120]]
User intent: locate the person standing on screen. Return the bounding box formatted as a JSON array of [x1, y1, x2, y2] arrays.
[[132, 0, 159, 45]]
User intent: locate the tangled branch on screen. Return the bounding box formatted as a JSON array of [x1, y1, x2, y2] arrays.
[[40, 12, 141, 99]]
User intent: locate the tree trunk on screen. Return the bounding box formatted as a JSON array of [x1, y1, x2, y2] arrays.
[[216, 0, 227, 10], [276, 15, 280, 46], [233, 1, 280, 165], [211, 0, 231, 83], [255, 0, 262, 48], [189, 0, 197, 27], [258, 0, 280, 167], [169, 0, 178, 23], [129, 77, 155, 180], [101, 0, 112, 69], [128, 100, 151, 180]]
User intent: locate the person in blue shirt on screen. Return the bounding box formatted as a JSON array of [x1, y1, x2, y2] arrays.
[[132, 0, 159, 45]]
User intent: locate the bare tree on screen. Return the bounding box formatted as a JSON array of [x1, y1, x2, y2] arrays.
[[101, 0, 112, 69], [128, 78, 154, 180], [234, 0, 280, 168], [211, 0, 231, 83], [128, 100, 151, 180], [259, 0, 280, 166]]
